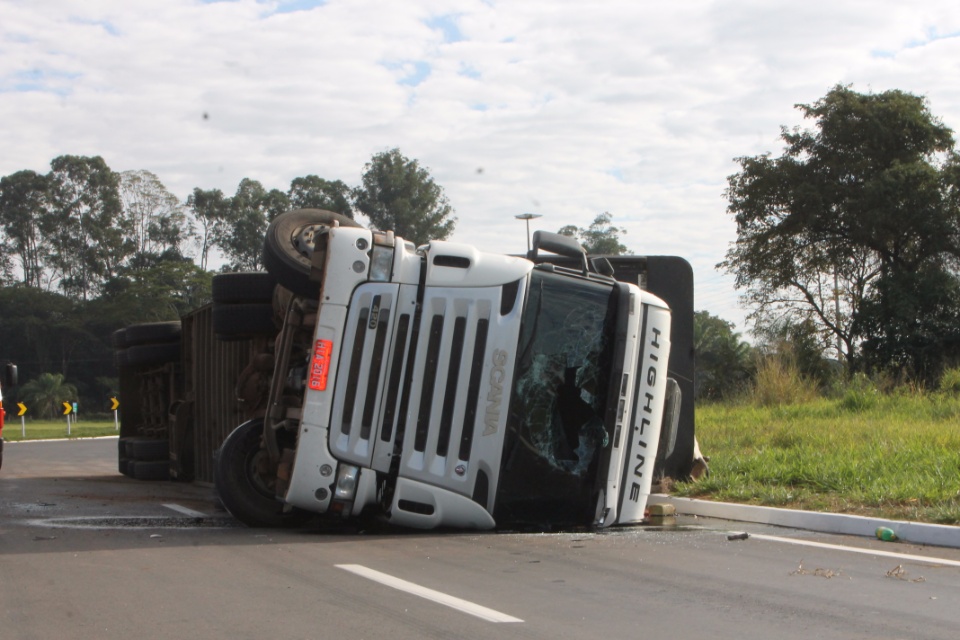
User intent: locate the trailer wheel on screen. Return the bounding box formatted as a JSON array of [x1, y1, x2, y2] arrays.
[[215, 419, 311, 528], [111, 328, 128, 348], [129, 438, 170, 461], [262, 208, 361, 299], [131, 460, 170, 481], [126, 342, 180, 367], [124, 321, 182, 346], [212, 272, 277, 304], [118, 437, 133, 476], [212, 302, 278, 340]]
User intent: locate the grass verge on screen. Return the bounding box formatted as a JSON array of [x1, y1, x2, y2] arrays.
[[674, 393, 960, 525], [2, 419, 119, 441]]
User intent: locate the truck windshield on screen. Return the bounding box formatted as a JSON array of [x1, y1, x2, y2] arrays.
[[494, 269, 617, 526]]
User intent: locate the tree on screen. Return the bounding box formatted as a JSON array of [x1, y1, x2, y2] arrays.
[[753, 317, 836, 388], [19, 373, 77, 419], [96, 257, 212, 324], [721, 85, 960, 379], [216, 179, 291, 271], [0, 286, 93, 382], [186, 187, 231, 271], [353, 149, 455, 246], [857, 264, 960, 379], [118, 170, 192, 270], [45, 155, 124, 299], [288, 175, 353, 216], [0, 169, 49, 288], [558, 212, 629, 255], [693, 311, 754, 400]]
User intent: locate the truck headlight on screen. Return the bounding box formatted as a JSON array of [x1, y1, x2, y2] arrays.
[[334, 464, 360, 501], [369, 246, 393, 281]]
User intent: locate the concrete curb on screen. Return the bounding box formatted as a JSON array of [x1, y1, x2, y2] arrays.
[[648, 495, 960, 549]]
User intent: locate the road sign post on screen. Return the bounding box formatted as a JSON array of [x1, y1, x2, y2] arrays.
[[18, 402, 26, 437], [63, 401, 73, 435], [111, 397, 119, 430]]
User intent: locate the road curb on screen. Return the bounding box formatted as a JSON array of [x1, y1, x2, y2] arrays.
[[648, 495, 960, 549]]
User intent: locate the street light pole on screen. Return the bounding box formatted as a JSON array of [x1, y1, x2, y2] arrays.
[[515, 213, 542, 253]]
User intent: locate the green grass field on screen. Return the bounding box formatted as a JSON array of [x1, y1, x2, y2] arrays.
[[675, 392, 960, 524], [2, 418, 119, 441]]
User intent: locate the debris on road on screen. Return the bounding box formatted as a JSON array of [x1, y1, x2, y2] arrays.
[[886, 564, 925, 583], [790, 559, 844, 579]]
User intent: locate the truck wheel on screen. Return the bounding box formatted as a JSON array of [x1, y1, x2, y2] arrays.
[[214, 419, 311, 528], [111, 328, 128, 348], [129, 438, 170, 461], [131, 460, 170, 481], [212, 302, 278, 340], [262, 208, 361, 299], [126, 342, 180, 367], [212, 272, 277, 304], [124, 321, 182, 346]]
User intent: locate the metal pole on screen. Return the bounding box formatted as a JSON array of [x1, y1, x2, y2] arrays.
[[515, 213, 542, 254]]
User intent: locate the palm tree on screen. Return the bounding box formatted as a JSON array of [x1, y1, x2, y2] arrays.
[[19, 373, 77, 419], [694, 311, 755, 400]]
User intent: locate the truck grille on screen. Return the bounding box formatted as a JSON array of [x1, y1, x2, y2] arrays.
[[330, 281, 524, 505]]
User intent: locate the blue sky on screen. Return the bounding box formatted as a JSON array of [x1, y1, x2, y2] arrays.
[[3, 0, 960, 333]]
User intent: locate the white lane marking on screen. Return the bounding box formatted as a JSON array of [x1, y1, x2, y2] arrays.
[[336, 564, 523, 623], [6, 436, 120, 444], [162, 503, 207, 518], [750, 533, 960, 568]]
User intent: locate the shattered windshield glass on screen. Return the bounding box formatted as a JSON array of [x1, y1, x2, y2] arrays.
[[494, 269, 617, 526]]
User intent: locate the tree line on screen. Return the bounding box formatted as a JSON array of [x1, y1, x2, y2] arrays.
[[1, 148, 458, 295], [0, 148, 458, 413]]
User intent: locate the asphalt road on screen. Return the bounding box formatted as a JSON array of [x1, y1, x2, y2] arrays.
[[2, 438, 960, 640]]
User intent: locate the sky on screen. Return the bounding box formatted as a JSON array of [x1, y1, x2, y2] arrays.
[[3, 0, 960, 334]]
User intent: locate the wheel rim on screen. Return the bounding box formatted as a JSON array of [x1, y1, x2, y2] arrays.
[[292, 224, 330, 260], [245, 447, 277, 499]]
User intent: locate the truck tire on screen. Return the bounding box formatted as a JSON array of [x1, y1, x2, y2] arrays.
[[131, 460, 170, 481], [111, 328, 128, 348], [215, 419, 311, 528], [262, 208, 361, 299], [212, 302, 278, 340], [129, 438, 170, 461], [124, 321, 182, 346], [118, 437, 133, 476], [212, 272, 277, 304], [126, 342, 180, 367]]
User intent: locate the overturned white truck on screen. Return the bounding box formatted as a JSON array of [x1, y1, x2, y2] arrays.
[[114, 208, 698, 530], [211, 209, 682, 530]]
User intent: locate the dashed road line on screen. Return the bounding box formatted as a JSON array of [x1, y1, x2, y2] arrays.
[[336, 564, 524, 623], [162, 503, 208, 518]]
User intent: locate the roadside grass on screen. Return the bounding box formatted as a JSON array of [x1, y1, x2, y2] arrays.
[[674, 392, 960, 525], [2, 419, 118, 442]]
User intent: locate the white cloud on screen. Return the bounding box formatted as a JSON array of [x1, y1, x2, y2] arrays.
[[3, 0, 960, 333]]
